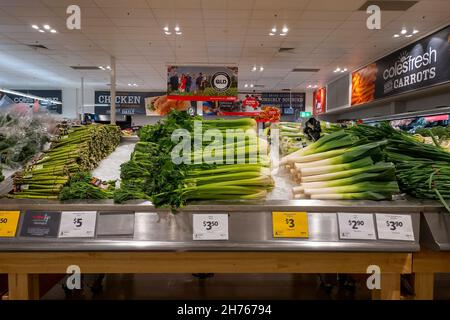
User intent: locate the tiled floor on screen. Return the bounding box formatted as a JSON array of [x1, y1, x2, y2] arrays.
[[41, 273, 450, 300]]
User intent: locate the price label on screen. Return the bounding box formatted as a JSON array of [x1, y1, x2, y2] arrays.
[[337, 213, 376, 240], [272, 212, 308, 238], [193, 214, 229, 240], [376, 214, 415, 241], [0, 211, 20, 237], [59, 211, 97, 238]]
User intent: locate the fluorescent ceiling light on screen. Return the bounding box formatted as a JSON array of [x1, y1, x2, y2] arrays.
[[50, 29, 57, 33], [280, 33, 286, 36], [405, 34, 413, 38], [413, 29, 419, 34], [401, 28, 407, 34], [244, 84, 248, 88], [0, 88, 62, 105], [176, 31, 182, 35], [38, 29, 45, 33], [43, 25, 51, 30], [307, 85, 312, 88], [259, 66, 264, 72], [269, 33, 274, 36], [282, 26, 288, 33], [174, 26, 180, 32], [165, 31, 171, 35], [271, 27, 276, 33], [31, 25, 39, 30], [252, 66, 257, 72], [106, 65, 111, 70], [164, 26, 169, 31], [393, 34, 400, 38], [250, 84, 254, 88]]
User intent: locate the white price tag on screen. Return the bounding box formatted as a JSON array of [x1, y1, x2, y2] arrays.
[[59, 211, 97, 238], [376, 214, 415, 241], [193, 214, 229, 240], [337, 213, 376, 240]]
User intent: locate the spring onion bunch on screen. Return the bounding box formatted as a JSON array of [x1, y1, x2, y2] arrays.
[[347, 123, 450, 209], [115, 111, 273, 209], [12, 125, 121, 199]]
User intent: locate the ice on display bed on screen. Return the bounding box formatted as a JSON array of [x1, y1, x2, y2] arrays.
[[91, 140, 137, 185]]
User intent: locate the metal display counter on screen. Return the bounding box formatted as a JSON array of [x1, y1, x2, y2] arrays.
[[0, 199, 427, 300], [412, 204, 450, 300]]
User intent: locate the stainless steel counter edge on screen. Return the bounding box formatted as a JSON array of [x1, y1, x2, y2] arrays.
[[0, 198, 440, 212]]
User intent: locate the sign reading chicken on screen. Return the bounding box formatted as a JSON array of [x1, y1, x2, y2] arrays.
[[167, 65, 238, 102]]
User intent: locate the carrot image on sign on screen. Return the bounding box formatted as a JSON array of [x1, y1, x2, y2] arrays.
[[351, 63, 377, 106]]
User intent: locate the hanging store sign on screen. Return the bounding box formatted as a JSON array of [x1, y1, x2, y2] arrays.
[[261, 92, 305, 110], [167, 65, 238, 102], [0, 211, 20, 237], [313, 87, 326, 116], [351, 25, 450, 106], [2, 89, 62, 114], [94, 91, 196, 116]]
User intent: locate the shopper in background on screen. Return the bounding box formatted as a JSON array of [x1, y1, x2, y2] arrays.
[[169, 70, 179, 92], [196, 73, 204, 93], [186, 73, 192, 93], [179, 74, 187, 92]]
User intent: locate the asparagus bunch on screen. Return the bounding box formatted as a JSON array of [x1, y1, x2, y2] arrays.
[[12, 124, 121, 199]]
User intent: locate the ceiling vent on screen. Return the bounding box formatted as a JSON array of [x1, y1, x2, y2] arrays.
[[278, 47, 295, 53], [292, 68, 320, 73], [70, 66, 103, 70], [358, 1, 418, 11], [253, 85, 265, 88], [27, 44, 49, 50]]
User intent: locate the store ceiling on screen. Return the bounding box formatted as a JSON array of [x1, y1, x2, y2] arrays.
[[0, 0, 449, 91]]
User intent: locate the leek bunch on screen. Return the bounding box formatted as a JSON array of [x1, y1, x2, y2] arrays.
[[115, 111, 273, 208], [281, 129, 399, 200]]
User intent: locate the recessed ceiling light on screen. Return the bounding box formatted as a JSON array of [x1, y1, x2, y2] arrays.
[[50, 29, 57, 33], [31, 25, 39, 30], [405, 34, 413, 38], [271, 27, 277, 33], [269, 33, 275, 36], [307, 85, 312, 88], [165, 31, 172, 35], [393, 34, 400, 38], [280, 33, 287, 36], [99, 66, 105, 70], [176, 31, 182, 35], [106, 66, 111, 70], [164, 26, 169, 32], [43, 25, 51, 30], [250, 84, 254, 88], [401, 28, 407, 35], [252, 66, 257, 72], [282, 26, 288, 33], [413, 29, 419, 34], [128, 83, 132, 86], [38, 29, 45, 33], [244, 84, 248, 88], [314, 85, 318, 88], [343, 68, 347, 72], [259, 66, 264, 72], [174, 26, 180, 32]]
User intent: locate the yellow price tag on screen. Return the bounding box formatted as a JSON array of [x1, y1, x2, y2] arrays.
[[272, 211, 309, 238], [0, 211, 20, 237]]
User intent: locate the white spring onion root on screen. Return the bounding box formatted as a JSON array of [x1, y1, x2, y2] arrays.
[[292, 186, 304, 194], [294, 193, 309, 199]]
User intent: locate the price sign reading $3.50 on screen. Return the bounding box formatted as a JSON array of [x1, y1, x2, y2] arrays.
[[193, 214, 229, 240]]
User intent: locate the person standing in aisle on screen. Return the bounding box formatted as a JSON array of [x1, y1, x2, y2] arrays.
[[196, 73, 204, 93], [169, 70, 179, 93], [186, 73, 192, 93]]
